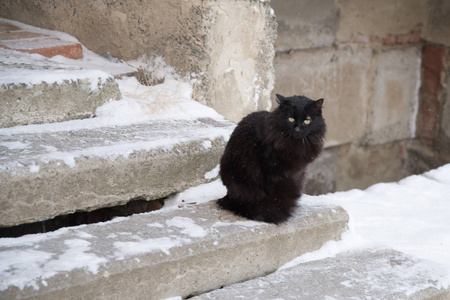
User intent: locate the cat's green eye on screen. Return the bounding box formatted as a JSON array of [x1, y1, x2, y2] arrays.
[[288, 117, 295, 123], [303, 116, 312, 125]]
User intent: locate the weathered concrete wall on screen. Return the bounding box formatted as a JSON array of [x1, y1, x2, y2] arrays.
[[272, 0, 450, 193], [0, 0, 276, 123]]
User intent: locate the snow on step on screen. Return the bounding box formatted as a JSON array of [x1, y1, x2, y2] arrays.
[[0, 118, 234, 227], [193, 249, 449, 299], [0, 202, 349, 300], [0, 47, 122, 128], [0, 18, 83, 59], [0, 18, 136, 128]]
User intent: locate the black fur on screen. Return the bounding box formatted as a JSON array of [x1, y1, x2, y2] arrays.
[[218, 94, 326, 224]]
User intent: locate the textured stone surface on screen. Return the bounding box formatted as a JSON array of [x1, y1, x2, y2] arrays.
[[335, 0, 429, 43], [0, 119, 234, 227], [205, 1, 276, 122], [0, 1, 276, 123], [273, 46, 372, 146], [425, 0, 450, 47], [305, 140, 411, 194], [0, 202, 348, 300], [193, 249, 449, 300], [271, 0, 339, 51], [366, 47, 421, 145]]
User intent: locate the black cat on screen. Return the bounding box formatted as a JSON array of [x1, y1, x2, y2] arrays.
[[218, 94, 326, 224]]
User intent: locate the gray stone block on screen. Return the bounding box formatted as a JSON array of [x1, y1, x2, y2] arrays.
[[0, 119, 234, 227], [0, 202, 348, 299], [426, 0, 450, 47], [0, 49, 121, 128], [273, 46, 373, 147], [366, 47, 421, 145], [271, 0, 339, 51], [194, 249, 449, 299], [335, 0, 429, 42]]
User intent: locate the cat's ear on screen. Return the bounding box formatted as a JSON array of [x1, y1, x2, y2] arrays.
[[276, 94, 287, 104], [313, 98, 324, 110]]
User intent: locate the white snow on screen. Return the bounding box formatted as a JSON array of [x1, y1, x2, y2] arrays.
[[0, 141, 29, 150], [165, 217, 206, 238], [204, 164, 220, 180], [280, 163, 450, 289], [163, 179, 227, 210], [113, 236, 189, 258], [96, 76, 226, 123]]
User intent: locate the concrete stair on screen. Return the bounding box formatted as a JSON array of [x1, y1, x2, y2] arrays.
[[193, 248, 449, 300], [0, 18, 233, 229], [0, 118, 233, 227], [0, 18, 123, 128], [0, 202, 349, 300]]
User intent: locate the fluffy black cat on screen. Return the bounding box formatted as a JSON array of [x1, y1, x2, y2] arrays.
[[218, 94, 326, 224]]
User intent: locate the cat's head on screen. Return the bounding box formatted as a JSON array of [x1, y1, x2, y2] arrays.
[[274, 94, 326, 140]]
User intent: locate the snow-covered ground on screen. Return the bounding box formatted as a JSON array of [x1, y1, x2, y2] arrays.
[[167, 164, 450, 290]]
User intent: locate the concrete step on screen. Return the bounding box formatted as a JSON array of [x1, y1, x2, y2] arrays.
[[193, 249, 450, 300], [0, 202, 348, 300], [0, 18, 133, 128], [0, 118, 234, 227], [0, 47, 122, 128]]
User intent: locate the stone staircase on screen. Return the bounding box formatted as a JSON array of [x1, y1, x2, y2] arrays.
[[0, 202, 349, 299], [0, 18, 234, 229], [1, 19, 449, 300]]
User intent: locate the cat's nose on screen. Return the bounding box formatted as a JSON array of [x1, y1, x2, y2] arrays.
[[295, 127, 300, 132]]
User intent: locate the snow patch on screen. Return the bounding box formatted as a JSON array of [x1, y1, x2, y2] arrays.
[[166, 217, 206, 238], [202, 140, 212, 149], [212, 220, 266, 228], [114, 236, 188, 258], [0, 141, 29, 150], [204, 164, 220, 180], [164, 179, 227, 210]]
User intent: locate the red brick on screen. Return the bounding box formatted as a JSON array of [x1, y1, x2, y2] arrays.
[[422, 68, 441, 95], [408, 31, 421, 44], [21, 43, 83, 60], [383, 34, 397, 45], [395, 33, 410, 45], [422, 45, 445, 73], [352, 33, 370, 43], [416, 94, 439, 139], [0, 34, 83, 59]]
